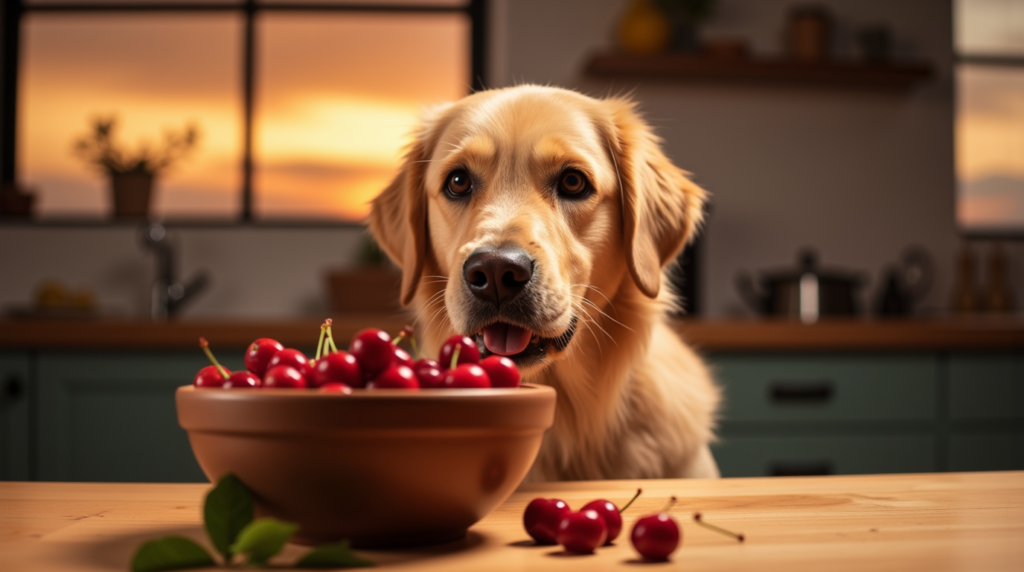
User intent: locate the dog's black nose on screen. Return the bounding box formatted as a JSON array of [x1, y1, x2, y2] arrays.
[[463, 246, 533, 306]]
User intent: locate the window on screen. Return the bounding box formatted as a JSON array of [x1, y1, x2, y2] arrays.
[[2, 0, 484, 222], [955, 0, 1024, 233]]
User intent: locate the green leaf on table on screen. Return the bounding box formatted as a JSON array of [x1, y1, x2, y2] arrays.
[[203, 472, 253, 562], [230, 517, 298, 567], [131, 536, 216, 572], [295, 540, 375, 568]]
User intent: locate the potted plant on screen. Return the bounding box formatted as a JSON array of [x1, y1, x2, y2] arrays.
[[73, 117, 199, 219], [325, 235, 403, 313]]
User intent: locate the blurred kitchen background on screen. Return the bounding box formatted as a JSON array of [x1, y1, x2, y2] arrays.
[[0, 0, 1022, 482]]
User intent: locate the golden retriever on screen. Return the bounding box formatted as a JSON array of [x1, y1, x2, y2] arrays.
[[369, 85, 720, 480]]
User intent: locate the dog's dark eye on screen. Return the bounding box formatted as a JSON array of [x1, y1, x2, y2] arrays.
[[445, 170, 472, 198], [557, 170, 590, 198]]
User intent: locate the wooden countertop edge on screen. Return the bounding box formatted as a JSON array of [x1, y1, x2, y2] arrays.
[[2, 316, 1023, 350]]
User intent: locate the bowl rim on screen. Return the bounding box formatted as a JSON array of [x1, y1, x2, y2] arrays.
[[176, 382, 553, 400]]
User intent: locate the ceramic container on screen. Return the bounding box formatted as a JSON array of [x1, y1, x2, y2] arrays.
[[176, 384, 556, 547]]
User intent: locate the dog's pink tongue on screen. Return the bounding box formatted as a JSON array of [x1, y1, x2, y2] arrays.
[[482, 323, 532, 356]]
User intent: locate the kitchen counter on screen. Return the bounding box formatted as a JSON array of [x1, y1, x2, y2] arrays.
[[2, 316, 1023, 350], [2, 472, 1022, 571]]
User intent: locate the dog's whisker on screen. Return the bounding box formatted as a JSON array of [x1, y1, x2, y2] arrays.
[[570, 294, 628, 340]]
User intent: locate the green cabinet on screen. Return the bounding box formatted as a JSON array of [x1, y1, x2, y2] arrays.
[[0, 347, 1020, 482], [34, 350, 243, 483], [706, 351, 1024, 478], [0, 351, 31, 480]]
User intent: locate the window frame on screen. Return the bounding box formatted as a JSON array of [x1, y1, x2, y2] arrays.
[[0, 0, 487, 225]]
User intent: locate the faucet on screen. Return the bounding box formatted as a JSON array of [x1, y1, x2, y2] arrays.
[[140, 223, 210, 320]]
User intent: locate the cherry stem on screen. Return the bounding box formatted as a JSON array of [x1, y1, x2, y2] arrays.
[[198, 337, 229, 379], [693, 512, 745, 542], [325, 319, 338, 353], [450, 345, 461, 370], [315, 321, 328, 361], [619, 488, 643, 514], [660, 496, 677, 514]]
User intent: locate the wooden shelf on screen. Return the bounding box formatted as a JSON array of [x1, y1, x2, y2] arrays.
[[2, 317, 1023, 351], [584, 52, 934, 89]]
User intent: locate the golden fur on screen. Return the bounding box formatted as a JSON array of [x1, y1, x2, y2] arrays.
[[369, 85, 721, 480]]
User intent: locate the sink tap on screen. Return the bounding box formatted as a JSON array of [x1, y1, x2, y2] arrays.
[[141, 223, 210, 320]]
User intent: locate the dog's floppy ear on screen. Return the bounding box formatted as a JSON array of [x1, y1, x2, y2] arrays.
[[600, 98, 707, 299], [369, 104, 452, 307]]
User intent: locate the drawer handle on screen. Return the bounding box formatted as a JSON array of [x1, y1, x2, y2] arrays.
[[769, 380, 834, 402], [4, 375, 23, 401], [769, 461, 833, 476]]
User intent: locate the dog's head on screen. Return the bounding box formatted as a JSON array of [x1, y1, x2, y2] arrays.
[[370, 86, 705, 374]]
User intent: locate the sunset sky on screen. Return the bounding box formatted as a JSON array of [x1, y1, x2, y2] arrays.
[[19, 10, 468, 221], [17, 2, 1024, 228]]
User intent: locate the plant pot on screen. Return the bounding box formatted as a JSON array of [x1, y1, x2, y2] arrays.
[[326, 267, 403, 313], [110, 171, 154, 219]]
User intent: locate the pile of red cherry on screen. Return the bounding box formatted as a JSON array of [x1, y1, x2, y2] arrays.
[[524, 491, 743, 560], [193, 320, 520, 391]]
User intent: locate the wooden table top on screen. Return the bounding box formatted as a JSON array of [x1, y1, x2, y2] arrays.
[[3, 316, 1024, 350], [2, 472, 1022, 571]]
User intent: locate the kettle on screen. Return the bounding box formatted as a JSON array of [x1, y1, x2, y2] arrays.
[[736, 250, 866, 323]]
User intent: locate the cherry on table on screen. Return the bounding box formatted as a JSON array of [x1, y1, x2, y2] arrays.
[[581, 488, 642, 544], [439, 335, 480, 367], [311, 351, 363, 388], [350, 328, 395, 375], [245, 338, 284, 377], [556, 509, 607, 554], [368, 365, 419, 389], [523, 498, 571, 544], [479, 356, 520, 388], [194, 365, 228, 388], [413, 358, 444, 389], [442, 363, 491, 388], [263, 365, 307, 389], [631, 497, 681, 561], [267, 348, 311, 377], [223, 370, 261, 389]]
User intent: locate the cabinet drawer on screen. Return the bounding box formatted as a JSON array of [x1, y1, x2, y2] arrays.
[[948, 353, 1024, 420], [948, 433, 1024, 472], [35, 351, 241, 482], [712, 434, 936, 477], [705, 353, 937, 422], [0, 351, 31, 481]]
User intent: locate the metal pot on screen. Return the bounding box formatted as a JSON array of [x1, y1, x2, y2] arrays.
[[736, 250, 866, 322]]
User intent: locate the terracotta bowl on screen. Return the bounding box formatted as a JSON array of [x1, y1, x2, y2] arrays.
[[176, 384, 556, 548]]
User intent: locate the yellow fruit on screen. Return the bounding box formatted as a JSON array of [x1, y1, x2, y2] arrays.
[[617, 0, 671, 56]]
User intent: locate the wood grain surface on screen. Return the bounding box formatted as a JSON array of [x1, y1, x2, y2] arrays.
[[3, 316, 1024, 350], [2, 472, 1022, 571]]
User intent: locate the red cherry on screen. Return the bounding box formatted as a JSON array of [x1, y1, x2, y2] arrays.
[[556, 509, 607, 554], [319, 382, 352, 393], [631, 500, 680, 561], [223, 370, 261, 389], [580, 500, 622, 543], [350, 328, 395, 375], [479, 356, 520, 388], [194, 365, 228, 388], [368, 365, 419, 389], [267, 348, 311, 377], [413, 358, 444, 389], [311, 351, 363, 388], [442, 364, 491, 388], [439, 335, 480, 367], [263, 365, 307, 389], [580, 488, 641, 544], [523, 498, 571, 544], [245, 338, 284, 377], [393, 346, 415, 368]]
